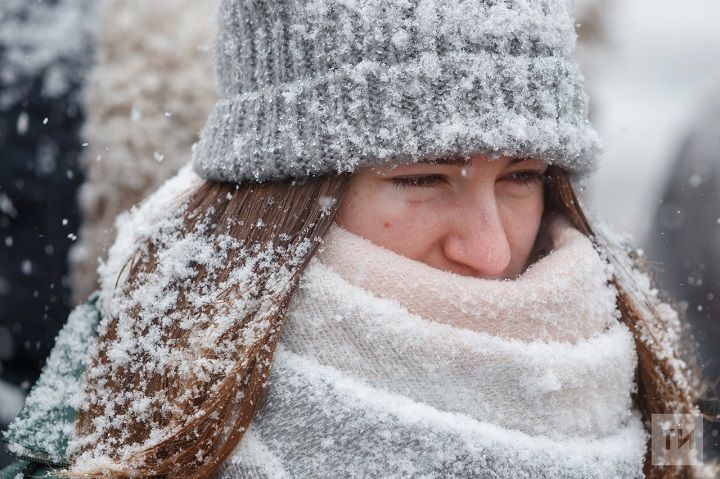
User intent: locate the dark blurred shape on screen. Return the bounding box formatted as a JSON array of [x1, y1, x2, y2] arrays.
[[647, 98, 720, 460], [575, 0, 612, 46], [0, 0, 94, 468], [0, 78, 84, 385]]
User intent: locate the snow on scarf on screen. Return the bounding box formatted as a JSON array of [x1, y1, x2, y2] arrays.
[[218, 219, 647, 478]]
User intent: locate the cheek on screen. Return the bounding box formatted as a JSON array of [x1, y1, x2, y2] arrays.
[[500, 192, 545, 263], [335, 184, 446, 257], [337, 186, 405, 232]]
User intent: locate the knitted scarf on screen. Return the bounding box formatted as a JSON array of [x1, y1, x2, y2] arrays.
[[218, 219, 647, 479]]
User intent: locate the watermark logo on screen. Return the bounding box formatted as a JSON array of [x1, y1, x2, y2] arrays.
[[651, 414, 704, 466]]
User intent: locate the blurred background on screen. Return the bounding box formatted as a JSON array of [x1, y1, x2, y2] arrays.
[[582, 0, 720, 463], [1, 0, 719, 469]]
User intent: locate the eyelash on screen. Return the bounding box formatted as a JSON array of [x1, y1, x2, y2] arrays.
[[391, 171, 545, 189], [504, 171, 545, 185]]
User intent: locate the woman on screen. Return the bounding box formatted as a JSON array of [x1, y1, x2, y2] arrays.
[[0, 0, 707, 478]]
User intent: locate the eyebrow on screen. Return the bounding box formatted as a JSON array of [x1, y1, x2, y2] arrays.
[[509, 157, 534, 166]]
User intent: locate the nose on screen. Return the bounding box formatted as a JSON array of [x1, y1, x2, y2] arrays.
[[441, 192, 512, 278]]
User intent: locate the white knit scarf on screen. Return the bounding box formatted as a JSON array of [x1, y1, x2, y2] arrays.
[[218, 218, 647, 479]]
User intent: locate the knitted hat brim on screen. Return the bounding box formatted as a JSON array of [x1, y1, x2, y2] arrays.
[[192, 50, 602, 184]]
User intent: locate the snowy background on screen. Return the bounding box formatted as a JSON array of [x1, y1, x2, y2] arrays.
[[584, 0, 720, 241]]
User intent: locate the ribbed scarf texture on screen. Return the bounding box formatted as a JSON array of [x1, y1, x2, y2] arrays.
[[218, 219, 647, 478]]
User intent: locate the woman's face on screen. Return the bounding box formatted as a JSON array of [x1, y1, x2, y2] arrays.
[[334, 154, 548, 279]]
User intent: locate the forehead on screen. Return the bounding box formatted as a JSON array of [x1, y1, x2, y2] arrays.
[[414, 156, 536, 167]]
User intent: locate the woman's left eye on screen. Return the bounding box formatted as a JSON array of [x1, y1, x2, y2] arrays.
[[503, 171, 545, 185], [391, 175, 447, 188]]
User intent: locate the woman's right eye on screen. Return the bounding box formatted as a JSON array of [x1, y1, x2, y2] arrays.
[[391, 175, 447, 188]]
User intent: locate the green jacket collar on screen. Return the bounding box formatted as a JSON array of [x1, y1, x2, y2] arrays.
[[2, 295, 101, 468]]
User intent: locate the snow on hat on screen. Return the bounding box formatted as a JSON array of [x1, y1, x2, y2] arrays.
[[192, 0, 602, 184]]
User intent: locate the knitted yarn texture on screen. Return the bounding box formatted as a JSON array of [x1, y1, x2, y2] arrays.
[[192, 0, 602, 184], [218, 220, 646, 478]]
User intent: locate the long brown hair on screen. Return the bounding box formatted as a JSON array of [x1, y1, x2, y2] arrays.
[[67, 167, 700, 479], [546, 168, 701, 479]]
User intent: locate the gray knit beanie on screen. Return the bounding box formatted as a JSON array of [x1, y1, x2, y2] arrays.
[[192, 0, 602, 184]]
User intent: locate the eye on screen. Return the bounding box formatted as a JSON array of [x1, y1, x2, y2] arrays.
[[391, 175, 447, 188], [502, 170, 545, 185]]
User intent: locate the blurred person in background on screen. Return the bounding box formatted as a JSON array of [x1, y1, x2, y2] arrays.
[[0, 2, 94, 469], [68, 0, 216, 304], [647, 96, 720, 461], [0, 0, 216, 470]]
